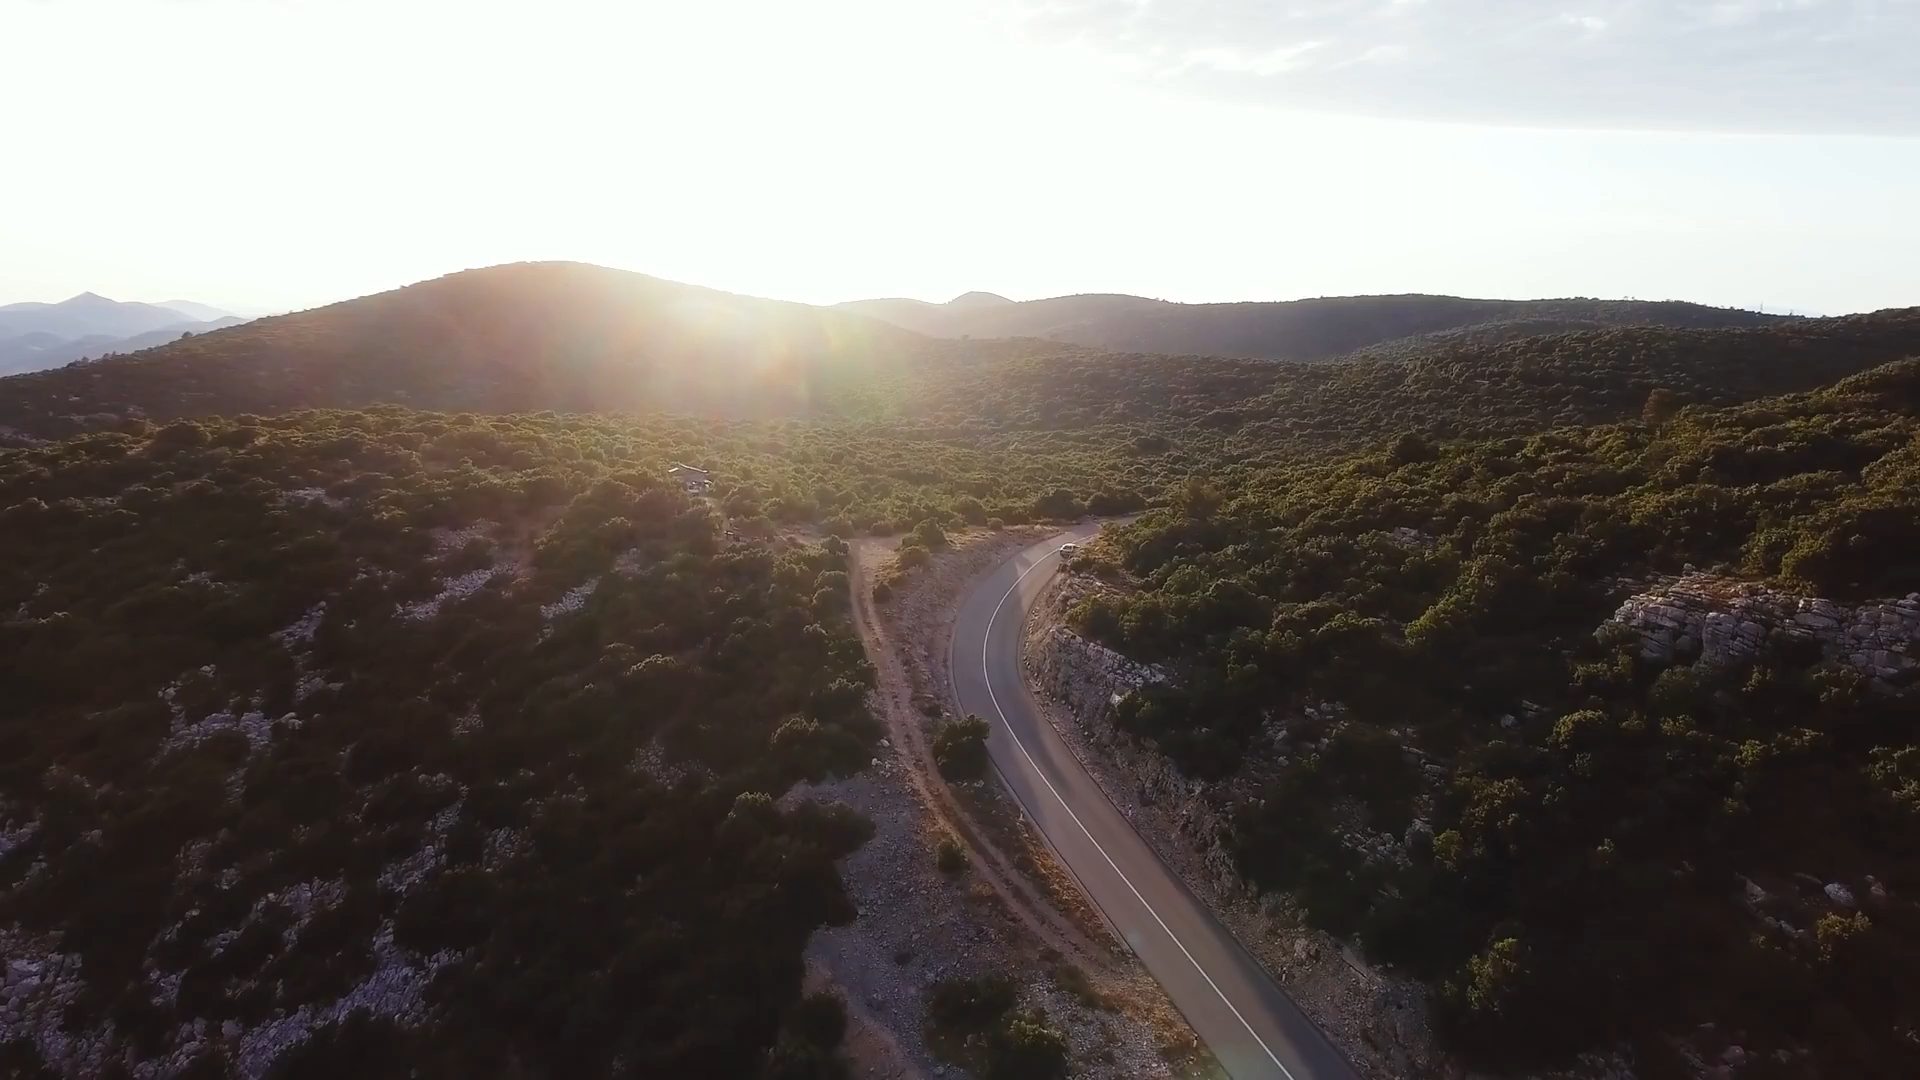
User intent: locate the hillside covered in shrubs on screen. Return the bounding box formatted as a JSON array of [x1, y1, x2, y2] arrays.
[[879, 309, 1920, 449], [4, 265, 1915, 482], [4, 259, 1919, 1078], [0, 410, 882, 1077], [1071, 360, 1920, 1076], [0, 263, 920, 441], [838, 290, 1783, 361]]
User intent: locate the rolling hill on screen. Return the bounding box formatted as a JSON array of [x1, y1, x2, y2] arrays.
[[2, 262, 1913, 468], [0, 316, 250, 377], [0, 294, 247, 376], [837, 291, 1787, 361], [0, 263, 921, 438], [0, 292, 208, 341], [871, 308, 1920, 448]]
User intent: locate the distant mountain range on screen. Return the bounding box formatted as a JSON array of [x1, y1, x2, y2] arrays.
[[836, 291, 1787, 361], [2, 262, 1915, 452], [0, 293, 247, 376]]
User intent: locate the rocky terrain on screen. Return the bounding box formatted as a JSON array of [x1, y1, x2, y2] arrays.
[[1609, 574, 1920, 691]]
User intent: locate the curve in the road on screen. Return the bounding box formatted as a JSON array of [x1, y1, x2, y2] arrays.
[[949, 527, 1360, 1080]]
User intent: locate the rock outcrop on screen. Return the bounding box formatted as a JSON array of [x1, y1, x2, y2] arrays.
[[1609, 574, 1920, 691], [1028, 626, 1167, 728]]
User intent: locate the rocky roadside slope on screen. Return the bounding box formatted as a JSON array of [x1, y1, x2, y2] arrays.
[[1022, 557, 1920, 1080], [1024, 570, 1444, 1080]]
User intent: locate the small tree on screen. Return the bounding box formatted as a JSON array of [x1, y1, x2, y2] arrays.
[[1385, 431, 1438, 467], [1642, 386, 1680, 427], [913, 519, 949, 549], [1031, 488, 1084, 521], [926, 974, 1017, 1034], [988, 1012, 1071, 1080], [936, 834, 968, 875], [1177, 477, 1222, 521], [933, 715, 991, 781], [953, 496, 988, 525]]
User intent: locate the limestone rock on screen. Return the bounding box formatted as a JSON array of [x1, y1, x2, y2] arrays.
[[1607, 573, 1920, 690]]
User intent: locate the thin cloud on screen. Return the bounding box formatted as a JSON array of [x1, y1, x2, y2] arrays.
[[1004, 0, 1919, 134]]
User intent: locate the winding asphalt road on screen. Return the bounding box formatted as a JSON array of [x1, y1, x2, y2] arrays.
[[949, 526, 1360, 1080]]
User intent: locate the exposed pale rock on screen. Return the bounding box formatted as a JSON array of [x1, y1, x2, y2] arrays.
[[540, 576, 600, 621], [1608, 573, 1920, 690], [396, 567, 501, 621]]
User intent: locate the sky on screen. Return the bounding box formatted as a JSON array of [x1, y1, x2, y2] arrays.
[[3, 0, 1916, 316]]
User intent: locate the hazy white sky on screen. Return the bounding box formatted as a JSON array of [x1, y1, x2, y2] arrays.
[[3, 0, 1915, 315]]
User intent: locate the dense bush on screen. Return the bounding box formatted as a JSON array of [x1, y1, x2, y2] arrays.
[[936, 834, 969, 875], [1083, 359, 1920, 1075], [933, 715, 992, 782], [926, 974, 1019, 1034], [923, 975, 1068, 1080], [0, 410, 879, 1076]]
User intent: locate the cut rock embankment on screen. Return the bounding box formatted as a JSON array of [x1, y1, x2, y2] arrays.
[[1025, 574, 1441, 1080]]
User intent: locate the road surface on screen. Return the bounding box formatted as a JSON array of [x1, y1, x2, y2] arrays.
[[949, 526, 1361, 1080]]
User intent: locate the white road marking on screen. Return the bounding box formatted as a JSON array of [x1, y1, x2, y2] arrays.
[[977, 543, 1298, 1080]]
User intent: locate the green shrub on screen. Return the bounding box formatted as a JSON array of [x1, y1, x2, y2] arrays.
[[936, 834, 968, 875], [913, 519, 950, 549], [1048, 962, 1112, 1012], [987, 1012, 1071, 1080], [926, 974, 1017, 1035], [1031, 488, 1084, 521], [933, 715, 991, 782]]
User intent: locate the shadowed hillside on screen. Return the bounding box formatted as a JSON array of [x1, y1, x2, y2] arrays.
[[876, 310, 1920, 449], [3, 265, 1913, 468], [837, 291, 1787, 361], [1071, 358, 1920, 1077], [0, 263, 917, 438]]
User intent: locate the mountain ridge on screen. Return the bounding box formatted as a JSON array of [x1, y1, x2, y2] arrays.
[[0, 262, 920, 433], [836, 290, 1787, 361], [0, 292, 211, 341], [0, 293, 246, 376], [1, 261, 1914, 462]]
